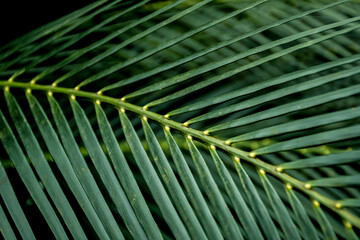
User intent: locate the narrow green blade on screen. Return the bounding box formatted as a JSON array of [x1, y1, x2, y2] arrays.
[[229, 107, 360, 143], [189, 66, 360, 124], [0, 163, 35, 240], [209, 148, 263, 240], [32, 0, 145, 83], [95, 103, 163, 240], [313, 202, 338, 239], [168, 53, 360, 117], [49, 96, 123, 239], [55, 0, 188, 85], [285, 186, 319, 240], [28, 93, 117, 239], [254, 125, 360, 155], [6, 91, 86, 239], [337, 198, 360, 208], [127, 17, 360, 100], [345, 223, 359, 240], [208, 84, 360, 133], [234, 160, 280, 240], [71, 99, 145, 240], [307, 175, 360, 188], [0, 108, 67, 239], [142, 119, 207, 239], [0, 203, 16, 240], [187, 138, 243, 239], [279, 150, 360, 169], [104, 0, 347, 94], [259, 173, 301, 240], [119, 111, 190, 240], [164, 129, 223, 239]]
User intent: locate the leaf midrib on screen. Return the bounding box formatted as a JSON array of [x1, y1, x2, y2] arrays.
[[1, 80, 359, 229]]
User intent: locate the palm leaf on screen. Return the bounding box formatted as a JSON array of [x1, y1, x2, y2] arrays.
[[1, 0, 360, 239]]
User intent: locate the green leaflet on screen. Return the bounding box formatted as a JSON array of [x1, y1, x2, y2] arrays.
[[234, 161, 280, 240], [253, 125, 360, 155], [126, 15, 360, 100], [259, 173, 301, 240], [229, 107, 360, 143], [71, 99, 145, 240], [0, 163, 35, 240], [32, 0, 150, 83], [119, 111, 190, 240], [79, 0, 215, 88], [0, 0, 110, 62], [1, 0, 109, 74], [345, 225, 359, 240], [0, 108, 68, 239], [313, 202, 338, 240], [307, 175, 360, 188], [187, 138, 243, 239], [209, 148, 264, 240], [187, 64, 360, 124], [279, 150, 360, 169], [49, 96, 123, 239], [164, 129, 223, 239], [94, 103, 163, 240], [285, 186, 319, 240], [168, 53, 360, 117], [27, 0, 125, 83], [27, 93, 115, 239], [0, 203, 16, 240], [54, 0, 188, 86], [142, 119, 207, 239], [337, 198, 360, 208], [6, 92, 87, 239], [83, 0, 267, 90], [1, 0, 360, 238], [208, 84, 360, 133]]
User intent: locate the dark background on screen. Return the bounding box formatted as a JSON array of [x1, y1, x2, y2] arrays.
[[0, 1, 91, 46]]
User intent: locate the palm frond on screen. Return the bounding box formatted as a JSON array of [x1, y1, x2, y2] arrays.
[[1, 0, 360, 239]]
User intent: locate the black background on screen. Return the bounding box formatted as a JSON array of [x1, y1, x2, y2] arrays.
[[0, 1, 91, 46]]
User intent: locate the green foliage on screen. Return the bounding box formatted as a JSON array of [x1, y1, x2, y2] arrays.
[[0, 0, 360, 239]]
